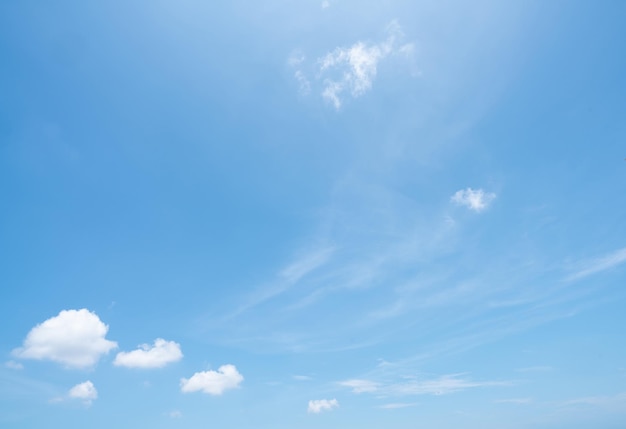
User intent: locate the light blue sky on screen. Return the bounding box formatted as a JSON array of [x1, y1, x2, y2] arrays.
[[1, 1, 625, 428]]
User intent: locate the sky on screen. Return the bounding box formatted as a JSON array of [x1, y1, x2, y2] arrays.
[[1, 1, 625, 428]]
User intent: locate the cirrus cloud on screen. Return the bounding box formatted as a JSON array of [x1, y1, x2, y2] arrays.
[[12, 309, 117, 369]]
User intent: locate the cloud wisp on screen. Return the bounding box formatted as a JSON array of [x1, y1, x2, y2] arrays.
[[12, 309, 117, 369], [565, 247, 626, 281], [181, 364, 243, 396], [289, 21, 416, 109], [340, 373, 506, 397], [114, 338, 183, 369]]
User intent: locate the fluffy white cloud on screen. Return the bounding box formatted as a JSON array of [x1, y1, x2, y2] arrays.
[[180, 364, 243, 395], [12, 309, 117, 368], [113, 338, 183, 369], [69, 381, 98, 405], [451, 188, 496, 212], [308, 398, 339, 413], [339, 379, 379, 393]]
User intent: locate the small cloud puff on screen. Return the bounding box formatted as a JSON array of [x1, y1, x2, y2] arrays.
[[451, 188, 496, 212], [180, 364, 243, 396], [308, 398, 339, 413], [69, 381, 98, 406], [12, 309, 117, 369], [113, 338, 183, 369]]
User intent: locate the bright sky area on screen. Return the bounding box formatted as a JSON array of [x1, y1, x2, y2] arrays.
[[1, 1, 625, 428]]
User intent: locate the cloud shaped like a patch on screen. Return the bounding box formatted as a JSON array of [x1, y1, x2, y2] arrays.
[[308, 398, 339, 413], [451, 188, 496, 212], [113, 338, 183, 369], [12, 309, 117, 369], [180, 364, 243, 395], [289, 21, 416, 109], [69, 380, 98, 405]]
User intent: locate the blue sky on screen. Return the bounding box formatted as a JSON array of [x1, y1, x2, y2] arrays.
[[1, 1, 625, 428]]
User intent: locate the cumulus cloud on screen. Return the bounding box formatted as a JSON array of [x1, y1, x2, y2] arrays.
[[451, 188, 496, 212], [113, 338, 183, 369], [12, 309, 117, 368], [339, 379, 379, 393], [289, 21, 416, 109], [180, 364, 243, 395], [69, 381, 98, 405], [308, 398, 339, 413]]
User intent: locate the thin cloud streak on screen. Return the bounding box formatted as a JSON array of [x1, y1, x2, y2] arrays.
[[565, 247, 626, 281]]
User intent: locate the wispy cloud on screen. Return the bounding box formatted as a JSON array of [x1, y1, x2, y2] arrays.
[[340, 374, 507, 397], [4, 360, 23, 370], [451, 188, 496, 212], [565, 247, 626, 281], [339, 379, 379, 393], [293, 375, 313, 381], [289, 21, 416, 109]]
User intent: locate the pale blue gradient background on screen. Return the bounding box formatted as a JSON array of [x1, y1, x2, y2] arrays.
[[1, 1, 625, 428]]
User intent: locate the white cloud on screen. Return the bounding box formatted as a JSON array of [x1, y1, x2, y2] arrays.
[[113, 338, 183, 369], [321, 0, 330, 9], [308, 398, 339, 413], [168, 410, 182, 419], [341, 374, 505, 397], [339, 379, 379, 393], [180, 364, 243, 395], [289, 21, 416, 109], [565, 247, 626, 281], [451, 188, 496, 212], [12, 309, 117, 369], [69, 381, 97, 405], [4, 360, 23, 370]]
